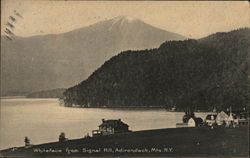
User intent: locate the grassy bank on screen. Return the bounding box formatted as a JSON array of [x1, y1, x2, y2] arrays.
[[1, 126, 249, 157]]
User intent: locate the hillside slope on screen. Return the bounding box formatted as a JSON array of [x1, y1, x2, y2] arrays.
[[63, 28, 249, 111], [1, 127, 248, 157]]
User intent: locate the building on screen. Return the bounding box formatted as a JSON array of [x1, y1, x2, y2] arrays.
[[182, 111, 195, 123], [92, 119, 129, 136], [214, 108, 248, 127], [205, 114, 217, 126], [177, 112, 203, 128], [235, 111, 249, 126], [226, 110, 249, 127], [216, 111, 229, 126], [187, 117, 203, 127]]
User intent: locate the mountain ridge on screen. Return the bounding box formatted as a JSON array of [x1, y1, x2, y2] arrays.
[[1, 16, 186, 96]]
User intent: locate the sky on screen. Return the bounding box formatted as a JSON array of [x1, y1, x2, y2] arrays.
[[1, 0, 249, 39]]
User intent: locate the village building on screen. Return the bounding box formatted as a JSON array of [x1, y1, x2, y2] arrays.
[[215, 110, 236, 127], [235, 111, 249, 126], [92, 119, 129, 136], [214, 107, 248, 127], [187, 117, 203, 127], [205, 114, 217, 126], [226, 110, 248, 127], [216, 111, 229, 126], [177, 107, 248, 128], [177, 112, 203, 128]]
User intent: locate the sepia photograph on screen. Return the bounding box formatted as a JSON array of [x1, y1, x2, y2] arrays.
[[0, 0, 249, 157]]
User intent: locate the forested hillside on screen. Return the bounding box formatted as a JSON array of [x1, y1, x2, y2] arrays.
[[63, 28, 249, 111]]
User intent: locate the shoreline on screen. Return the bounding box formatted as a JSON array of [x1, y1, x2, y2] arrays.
[[64, 106, 213, 113], [0, 96, 26, 99], [0, 97, 213, 112]]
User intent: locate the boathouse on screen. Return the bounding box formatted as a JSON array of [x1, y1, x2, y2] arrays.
[[92, 119, 129, 136]]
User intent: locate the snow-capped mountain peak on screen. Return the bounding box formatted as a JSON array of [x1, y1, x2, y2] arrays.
[[112, 15, 138, 24], [109, 16, 139, 30]]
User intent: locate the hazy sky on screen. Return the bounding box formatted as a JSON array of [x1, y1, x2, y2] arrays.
[[1, 0, 249, 39]]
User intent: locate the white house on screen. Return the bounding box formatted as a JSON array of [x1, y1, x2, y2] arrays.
[[216, 111, 229, 126], [187, 117, 203, 127]]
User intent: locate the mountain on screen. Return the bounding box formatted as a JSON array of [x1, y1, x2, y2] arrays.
[[26, 88, 66, 98], [63, 28, 249, 111], [1, 16, 186, 96]]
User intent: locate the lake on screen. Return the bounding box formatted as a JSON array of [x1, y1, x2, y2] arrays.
[[0, 98, 208, 150]]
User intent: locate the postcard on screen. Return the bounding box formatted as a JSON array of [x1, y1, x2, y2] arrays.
[[1, 1, 249, 157]]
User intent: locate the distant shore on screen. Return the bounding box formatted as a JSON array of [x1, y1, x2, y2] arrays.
[[0, 96, 26, 99], [1, 97, 58, 99]]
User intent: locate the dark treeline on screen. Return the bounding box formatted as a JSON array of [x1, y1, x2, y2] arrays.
[[63, 28, 249, 111]]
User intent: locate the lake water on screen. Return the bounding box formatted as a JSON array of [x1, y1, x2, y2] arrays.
[[0, 98, 208, 150]]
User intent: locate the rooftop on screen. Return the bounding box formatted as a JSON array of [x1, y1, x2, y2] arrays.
[[99, 119, 129, 127]]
